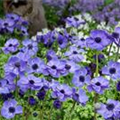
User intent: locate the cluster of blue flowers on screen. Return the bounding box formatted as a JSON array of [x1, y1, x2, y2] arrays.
[[43, 0, 120, 26], [1, 12, 120, 120], [0, 13, 28, 36]]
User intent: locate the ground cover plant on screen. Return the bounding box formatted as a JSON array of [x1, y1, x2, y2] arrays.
[[1, 0, 120, 120]]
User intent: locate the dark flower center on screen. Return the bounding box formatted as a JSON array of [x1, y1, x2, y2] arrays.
[[22, 30, 25, 34], [32, 64, 39, 70], [95, 82, 101, 86], [60, 90, 65, 94], [112, 32, 119, 39], [95, 37, 102, 43], [9, 44, 13, 47], [28, 44, 33, 49], [73, 51, 78, 54], [81, 38, 85, 41], [4, 23, 8, 26], [109, 68, 116, 74], [51, 65, 56, 69], [65, 64, 71, 70], [74, 17, 79, 21], [9, 107, 15, 113], [58, 40, 63, 45], [106, 103, 115, 111], [15, 62, 20, 68], [79, 76, 85, 82], [29, 80, 35, 85], [11, 17, 15, 20]]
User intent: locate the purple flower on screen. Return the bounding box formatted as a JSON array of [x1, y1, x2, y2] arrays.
[[27, 57, 48, 75], [72, 68, 91, 87], [86, 30, 112, 50], [17, 74, 43, 91], [4, 56, 27, 76], [28, 96, 37, 106], [37, 31, 55, 47], [53, 100, 62, 109], [1, 99, 22, 119], [87, 76, 109, 94], [52, 84, 72, 101], [21, 26, 28, 36], [57, 32, 68, 49], [47, 58, 67, 78], [16, 26, 28, 36], [22, 39, 38, 56], [72, 88, 88, 105], [97, 99, 120, 119], [37, 90, 46, 100], [1, 19, 15, 33], [2, 38, 19, 54], [102, 61, 120, 80], [6, 13, 20, 23], [64, 46, 84, 63]]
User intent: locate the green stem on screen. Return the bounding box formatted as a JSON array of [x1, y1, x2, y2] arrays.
[[39, 101, 44, 120], [94, 51, 99, 120], [48, 106, 53, 120], [70, 102, 76, 120], [95, 52, 99, 77]]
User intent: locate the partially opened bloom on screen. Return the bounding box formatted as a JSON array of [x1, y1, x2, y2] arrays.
[[1, 99, 22, 119], [102, 61, 120, 80], [87, 76, 109, 94], [97, 99, 120, 119], [37, 89, 46, 100], [2, 38, 19, 54], [57, 32, 68, 49], [72, 68, 91, 87], [53, 100, 62, 109], [28, 96, 37, 106], [86, 30, 112, 50]]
